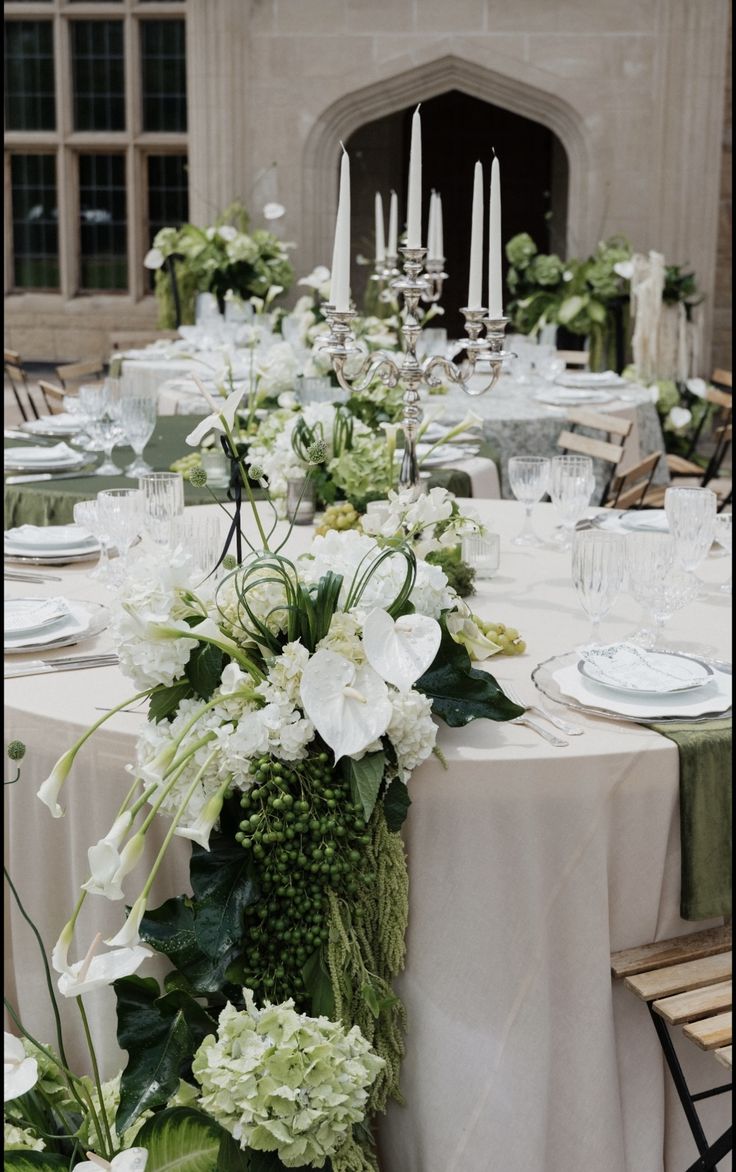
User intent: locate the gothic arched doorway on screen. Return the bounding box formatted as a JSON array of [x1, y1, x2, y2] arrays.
[[345, 89, 569, 337]]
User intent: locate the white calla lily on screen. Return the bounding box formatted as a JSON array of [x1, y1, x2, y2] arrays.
[[52, 920, 75, 975], [362, 609, 441, 691], [104, 894, 147, 949], [299, 649, 392, 761], [37, 748, 76, 817], [446, 612, 502, 661], [73, 1148, 148, 1172], [4, 1033, 39, 1101], [58, 932, 152, 998], [185, 382, 246, 447], [83, 831, 146, 901]]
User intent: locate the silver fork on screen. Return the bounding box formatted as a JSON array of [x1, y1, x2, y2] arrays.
[[505, 683, 584, 737], [511, 712, 569, 747]]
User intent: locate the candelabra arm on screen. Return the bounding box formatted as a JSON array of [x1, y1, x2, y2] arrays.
[[330, 350, 402, 395]]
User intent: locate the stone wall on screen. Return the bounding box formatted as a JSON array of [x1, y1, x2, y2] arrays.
[[4, 0, 732, 374]]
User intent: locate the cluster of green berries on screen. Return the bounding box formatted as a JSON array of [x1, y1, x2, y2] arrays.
[[170, 451, 203, 482], [314, 501, 361, 536], [235, 750, 374, 1005]]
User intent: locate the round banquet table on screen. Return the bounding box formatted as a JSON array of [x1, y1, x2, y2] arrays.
[[4, 501, 731, 1172]]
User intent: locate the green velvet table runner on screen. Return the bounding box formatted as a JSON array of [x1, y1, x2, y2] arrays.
[[648, 717, 732, 921]]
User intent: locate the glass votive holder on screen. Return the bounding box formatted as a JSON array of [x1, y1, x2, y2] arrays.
[[286, 476, 316, 525], [365, 499, 390, 525], [299, 376, 335, 405], [461, 531, 500, 579], [200, 448, 231, 488]]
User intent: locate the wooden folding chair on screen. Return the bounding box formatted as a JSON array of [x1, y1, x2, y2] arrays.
[[4, 348, 41, 421], [605, 450, 664, 509], [557, 409, 633, 504], [37, 379, 68, 415], [55, 359, 106, 390], [555, 349, 590, 369], [612, 925, 732, 1171], [666, 380, 732, 483]]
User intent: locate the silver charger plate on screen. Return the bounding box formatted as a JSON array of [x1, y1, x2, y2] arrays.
[[577, 648, 714, 696], [4, 547, 101, 566], [20, 421, 83, 438], [4, 600, 108, 654], [532, 650, 732, 725]]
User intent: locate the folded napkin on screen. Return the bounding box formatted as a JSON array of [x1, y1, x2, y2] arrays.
[[5, 442, 78, 464], [5, 596, 71, 634], [5, 523, 94, 548], [648, 718, 732, 920], [580, 643, 709, 692]]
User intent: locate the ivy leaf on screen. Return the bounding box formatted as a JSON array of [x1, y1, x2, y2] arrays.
[[189, 840, 259, 960], [114, 975, 198, 1134], [346, 750, 386, 823], [185, 641, 225, 700], [383, 776, 411, 831], [302, 948, 335, 1018], [416, 624, 524, 727], [148, 681, 193, 724]]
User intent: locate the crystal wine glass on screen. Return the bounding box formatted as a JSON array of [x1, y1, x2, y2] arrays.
[[72, 499, 111, 582], [97, 488, 143, 577], [664, 487, 717, 574], [507, 456, 551, 546], [625, 532, 698, 648], [549, 455, 595, 550], [571, 529, 627, 646], [138, 472, 185, 546], [92, 382, 124, 476], [76, 383, 106, 451], [713, 513, 732, 593], [120, 396, 157, 477]]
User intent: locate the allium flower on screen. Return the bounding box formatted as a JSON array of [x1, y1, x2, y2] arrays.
[[192, 991, 384, 1168]]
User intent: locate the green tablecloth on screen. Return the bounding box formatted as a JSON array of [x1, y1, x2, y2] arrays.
[[4, 416, 488, 528], [649, 717, 732, 921]]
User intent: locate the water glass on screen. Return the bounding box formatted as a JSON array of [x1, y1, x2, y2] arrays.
[[625, 532, 698, 647], [461, 532, 500, 579], [713, 513, 732, 594], [120, 396, 157, 477], [571, 529, 626, 645], [664, 487, 717, 573], [138, 472, 185, 545], [180, 511, 226, 579], [72, 499, 111, 582], [298, 376, 335, 405], [507, 456, 550, 546], [549, 455, 595, 549], [76, 383, 106, 451], [93, 380, 124, 476], [96, 488, 143, 575], [195, 292, 221, 326]]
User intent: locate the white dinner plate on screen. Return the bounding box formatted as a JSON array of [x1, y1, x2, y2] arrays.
[[417, 443, 476, 468], [21, 415, 82, 438], [554, 371, 628, 390], [5, 597, 72, 637], [535, 389, 616, 407], [5, 443, 89, 472], [4, 546, 102, 565], [5, 524, 97, 552], [4, 599, 108, 654], [577, 645, 714, 695]]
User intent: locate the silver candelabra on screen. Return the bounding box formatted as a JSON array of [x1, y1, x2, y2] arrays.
[[324, 245, 511, 489]]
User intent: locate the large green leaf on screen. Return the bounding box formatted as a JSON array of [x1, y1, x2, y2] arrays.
[[383, 776, 411, 831], [135, 1107, 244, 1172], [301, 947, 336, 1018], [114, 976, 205, 1134], [4, 1156, 68, 1171], [138, 896, 240, 997], [149, 681, 193, 723], [346, 751, 386, 823], [189, 839, 258, 960], [416, 625, 525, 727], [185, 642, 225, 700]]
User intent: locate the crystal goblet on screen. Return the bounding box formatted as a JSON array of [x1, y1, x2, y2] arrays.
[[549, 455, 595, 550], [625, 532, 698, 648], [713, 513, 732, 594], [507, 456, 550, 546], [571, 529, 626, 646], [121, 396, 157, 477]]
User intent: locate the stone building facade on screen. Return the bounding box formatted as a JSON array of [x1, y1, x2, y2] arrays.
[[4, 0, 732, 373]]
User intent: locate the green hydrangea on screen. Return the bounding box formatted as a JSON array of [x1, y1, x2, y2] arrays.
[[329, 435, 392, 507], [4, 1121, 45, 1151], [505, 232, 537, 270], [77, 1073, 152, 1152], [529, 253, 564, 287], [192, 990, 384, 1169]]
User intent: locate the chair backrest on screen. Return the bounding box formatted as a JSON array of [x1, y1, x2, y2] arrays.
[[702, 423, 733, 487], [557, 430, 626, 465], [606, 450, 663, 510], [37, 379, 67, 415], [4, 349, 40, 421], [711, 368, 732, 391], [558, 410, 632, 503], [555, 349, 590, 369], [565, 408, 633, 441], [55, 359, 105, 388]]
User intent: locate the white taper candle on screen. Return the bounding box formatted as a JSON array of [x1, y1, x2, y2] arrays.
[[329, 145, 351, 312], [467, 161, 484, 308], [406, 105, 422, 249], [488, 153, 503, 317], [388, 190, 398, 257], [427, 190, 437, 261], [435, 192, 443, 259], [374, 192, 385, 264]]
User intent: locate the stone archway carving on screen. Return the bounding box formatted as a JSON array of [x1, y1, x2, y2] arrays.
[[302, 54, 595, 275]]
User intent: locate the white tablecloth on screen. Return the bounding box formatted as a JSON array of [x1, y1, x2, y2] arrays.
[[4, 501, 731, 1172]]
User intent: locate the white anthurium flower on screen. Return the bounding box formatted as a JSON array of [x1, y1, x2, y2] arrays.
[[143, 247, 164, 270], [263, 202, 286, 221], [446, 612, 502, 661], [362, 609, 441, 692], [104, 894, 147, 949], [58, 932, 152, 998], [185, 383, 245, 447], [299, 649, 392, 761], [613, 260, 635, 280], [37, 748, 76, 818], [686, 377, 708, 399], [297, 265, 331, 290], [4, 1032, 39, 1102], [73, 1148, 148, 1172], [668, 406, 692, 431]]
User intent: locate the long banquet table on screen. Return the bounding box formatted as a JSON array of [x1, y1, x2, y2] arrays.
[[4, 500, 731, 1172]]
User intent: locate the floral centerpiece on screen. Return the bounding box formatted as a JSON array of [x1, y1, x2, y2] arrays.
[[144, 202, 294, 329], [5, 391, 527, 1170]]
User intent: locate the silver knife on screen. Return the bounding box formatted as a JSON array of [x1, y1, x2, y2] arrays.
[[5, 470, 99, 485], [5, 656, 118, 678]]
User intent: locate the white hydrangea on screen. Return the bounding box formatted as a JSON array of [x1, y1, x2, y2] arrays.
[[257, 641, 311, 706], [315, 612, 365, 663], [256, 340, 300, 397], [4, 1122, 45, 1151], [192, 991, 384, 1168], [215, 560, 292, 643], [387, 688, 437, 779]]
